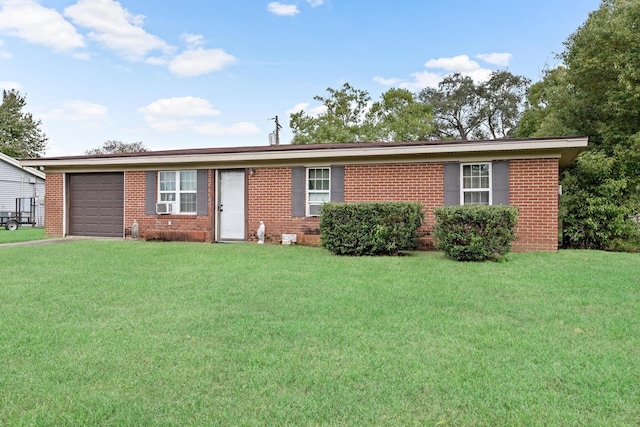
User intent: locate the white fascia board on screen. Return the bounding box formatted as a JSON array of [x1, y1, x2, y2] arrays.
[[1, 152, 46, 179], [21, 137, 588, 169]]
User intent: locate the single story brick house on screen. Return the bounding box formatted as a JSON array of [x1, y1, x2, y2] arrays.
[[22, 136, 588, 252]]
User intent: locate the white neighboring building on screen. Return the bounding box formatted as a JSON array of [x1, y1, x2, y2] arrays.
[[0, 152, 46, 226]]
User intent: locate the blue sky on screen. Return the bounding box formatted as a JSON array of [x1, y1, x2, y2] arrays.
[[0, 0, 601, 156]]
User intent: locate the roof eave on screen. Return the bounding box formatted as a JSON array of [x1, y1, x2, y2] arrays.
[[20, 137, 589, 172], [0, 152, 46, 179]]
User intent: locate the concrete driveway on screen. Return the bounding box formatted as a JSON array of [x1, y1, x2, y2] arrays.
[[0, 236, 117, 247]]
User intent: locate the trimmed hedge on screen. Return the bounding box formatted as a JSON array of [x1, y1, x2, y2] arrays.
[[433, 205, 519, 261], [319, 202, 424, 256]]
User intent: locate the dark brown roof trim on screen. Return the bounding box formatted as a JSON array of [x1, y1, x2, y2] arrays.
[[26, 135, 588, 162]]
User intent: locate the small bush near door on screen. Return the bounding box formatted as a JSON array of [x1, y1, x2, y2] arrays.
[[319, 202, 424, 256], [433, 205, 519, 261]]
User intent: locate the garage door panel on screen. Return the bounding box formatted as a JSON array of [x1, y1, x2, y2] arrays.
[[83, 207, 99, 216], [68, 173, 124, 237]]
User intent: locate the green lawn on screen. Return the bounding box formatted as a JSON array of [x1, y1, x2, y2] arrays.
[[1, 241, 638, 426], [0, 227, 46, 244]]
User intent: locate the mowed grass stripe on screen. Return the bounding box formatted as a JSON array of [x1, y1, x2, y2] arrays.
[[1, 242, 638, 425], [0, 228, 47, 244]]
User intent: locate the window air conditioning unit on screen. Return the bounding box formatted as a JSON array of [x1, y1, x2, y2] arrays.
[[156, 202, 174, 215]]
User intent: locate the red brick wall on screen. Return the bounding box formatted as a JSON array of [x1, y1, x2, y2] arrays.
[[246, 163, 444, 247], [510, 158, 559, 252], [124, 170, 145, 229], [246, 161, 559, 252], [344, 163, 444, 248], [246, 167, 323, 245], [44, 172, 64, 236], [124, 171, 214, 242], [44, 160, 560, 251]]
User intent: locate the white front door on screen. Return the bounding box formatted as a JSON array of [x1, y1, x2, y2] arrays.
[[218, 170, 246, 240]]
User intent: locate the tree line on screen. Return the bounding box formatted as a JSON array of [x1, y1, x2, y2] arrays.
[[517, 0, 640, 250], [289, 71, 530, 144]]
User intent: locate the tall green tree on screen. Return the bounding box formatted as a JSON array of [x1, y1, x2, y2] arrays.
[[419, 73, 481, 140], [289, 84, 434, 144], [477, 71, 531, 139], [560, 149, 638, 249], [560, 0, 640, 151], [368, 88, 433, 142], [516, 67, 579, 138], [0, 90, 47, 158], [85, 140, 149, 155], [419, 71, 530, 140], [289, 83, 375, 144], [518, 0, 640, 249]]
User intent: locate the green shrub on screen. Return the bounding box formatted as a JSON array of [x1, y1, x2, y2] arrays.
[[433, 205, 519, 261], [319, 202, 424, 256], [607, 224, 640, 253], [560, 150, 640, 250]]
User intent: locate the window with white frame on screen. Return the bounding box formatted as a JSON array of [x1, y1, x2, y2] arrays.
[[461, 163, 491, 205], [158, 170, 197, 214], [307, 167, 330, 216]]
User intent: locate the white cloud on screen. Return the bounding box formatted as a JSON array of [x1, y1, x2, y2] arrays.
[[398, 70, 442, 91], [40, 100, 109, 126], [308, 105, 327, 116], [476, 52, 512, 66], [64, 0, 173, 61], [267, 0, 323, 16], [0, 1, 235, 76], [138, 96, 259, 135], [168, 47, 237, 77], [268, 2, 300, 16], [182, 33, 205, 48], [375, 52, 512, 91], [424, 55, 500, 85], [286, 102, 309, 115], [425, 54, 481, 73], [0, 80, 21, 89], [0, 0, 84, 52], [138, 96, 221, 118], [462, 68, 493, 83], [286, 102, 327, 117], [373, 76, 402, 86]]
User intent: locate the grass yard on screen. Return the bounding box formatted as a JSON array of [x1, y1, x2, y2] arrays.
[[0, 227, 46, 244], [0, 241, 638, 426]]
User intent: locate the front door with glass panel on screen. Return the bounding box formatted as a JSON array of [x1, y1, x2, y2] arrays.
[[218, 170, 246, 240]]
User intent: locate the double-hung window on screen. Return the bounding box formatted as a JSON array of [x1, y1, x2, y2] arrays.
[[159, 170, 197, 214], [307, 167, 330, 216], [461, 163, 491, 205]]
